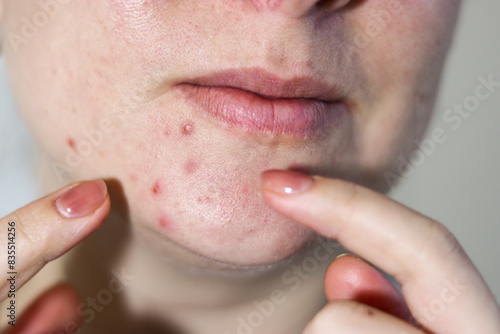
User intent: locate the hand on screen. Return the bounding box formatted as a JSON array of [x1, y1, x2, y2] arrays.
[[261, 170, 500, 334], [0, 180, 110, 333]]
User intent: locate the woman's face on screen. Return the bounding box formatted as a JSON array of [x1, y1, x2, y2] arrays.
[[1, 0, 460, 266]]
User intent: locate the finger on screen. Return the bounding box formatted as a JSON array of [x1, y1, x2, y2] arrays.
[[262, 170, 500, 333], [303, 300, 424, 334], [5, 283, 81, 334], [0, 180, 110, 301], [325, 254, 412, 322]]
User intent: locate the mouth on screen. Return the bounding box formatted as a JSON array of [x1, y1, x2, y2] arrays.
[[175, 68, 348, 137]]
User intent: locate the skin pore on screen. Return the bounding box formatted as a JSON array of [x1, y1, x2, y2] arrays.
[[0, 0, 462, 333]]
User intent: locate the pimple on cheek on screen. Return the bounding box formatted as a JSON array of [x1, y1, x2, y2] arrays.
[[152, 179, 164, 196], [181, 121, 195, 136], [67, 137, 76, 150]]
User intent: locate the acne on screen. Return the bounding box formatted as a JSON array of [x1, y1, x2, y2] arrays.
[[158, 214, 175, 231], [181, 121, 195, 136], [164, 127, 172, 137], [152, 179, 164, 196], [67, 137, 76, 150], [184, 160, 200, 175]]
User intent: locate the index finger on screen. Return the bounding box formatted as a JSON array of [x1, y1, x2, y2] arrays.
[[0, 180, 110, 301], [261, 170, 500, 333]]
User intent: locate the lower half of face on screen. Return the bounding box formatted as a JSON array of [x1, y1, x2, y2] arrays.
[[2, 0, 460, 266]]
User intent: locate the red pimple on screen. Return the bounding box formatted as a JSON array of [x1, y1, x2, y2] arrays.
[[181, 122, 194, 136], [67, 137, 76, 150], [184, 160, 199, 175], [158, 214, 174, 231], [152, 179, 163, 196], [130, 173, 138, 182]]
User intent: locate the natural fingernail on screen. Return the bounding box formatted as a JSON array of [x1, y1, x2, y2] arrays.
[[56, 180, 108, 219], [261, 170, 314, 195]]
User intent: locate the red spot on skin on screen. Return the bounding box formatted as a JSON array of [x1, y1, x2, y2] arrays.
[[67, 137, 76, 150], [181, 122, 194, 136], [184, 160, 199, 175], [130, 173, 138, 182], [158, 214, 174, 231], [152, 179, 163, 196]]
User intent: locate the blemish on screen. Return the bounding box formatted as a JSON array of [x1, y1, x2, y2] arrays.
[[184, 160, 199, 175], [130, 173, 138, 182], [158, 214, 174, 231], [72, 108, 77, 114], [67, 137, 76, 150], [152, 179, 164, 196], [181, 122, 194, 136]]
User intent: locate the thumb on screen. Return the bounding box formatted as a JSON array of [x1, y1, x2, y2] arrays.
[[324, 254, 413, 322]]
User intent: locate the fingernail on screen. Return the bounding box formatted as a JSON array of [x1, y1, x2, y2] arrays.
[[261, 170, 314, 195], [56, 180, 108, 219], [335, 252, 363, 261]]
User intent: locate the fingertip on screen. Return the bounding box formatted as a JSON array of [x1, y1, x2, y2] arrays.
[[261, 169, 314, 196], [55, 179, 109, 219], [324, 254, 412, 321], [6, 283, 82, 334]]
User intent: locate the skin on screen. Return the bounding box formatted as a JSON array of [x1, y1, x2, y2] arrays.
[[1, 0, 499, 333]]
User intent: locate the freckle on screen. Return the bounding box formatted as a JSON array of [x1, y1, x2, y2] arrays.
[[181, 122, 194, 136], [72, 108, 77, 114], [67, 137, 76, 150], [184, 160, 199, 174], [152, 179, 164, 196]]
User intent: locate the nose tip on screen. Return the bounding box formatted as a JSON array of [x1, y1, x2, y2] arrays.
[[281, 0, 352, 18]]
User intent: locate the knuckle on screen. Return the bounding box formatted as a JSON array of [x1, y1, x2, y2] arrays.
[[416, 219, 467, 264], [428, 220, 466, 259]]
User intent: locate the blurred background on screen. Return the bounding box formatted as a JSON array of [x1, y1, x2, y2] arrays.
[[1, 0, 499, 303]]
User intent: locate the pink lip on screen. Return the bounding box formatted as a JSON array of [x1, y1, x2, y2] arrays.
[[175, 69, 348, 137]]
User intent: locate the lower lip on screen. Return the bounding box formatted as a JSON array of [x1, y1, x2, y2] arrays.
[[176, 84, 347, 137]]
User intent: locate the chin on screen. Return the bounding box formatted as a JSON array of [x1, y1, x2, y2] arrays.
[[123, 164, 318, 267]]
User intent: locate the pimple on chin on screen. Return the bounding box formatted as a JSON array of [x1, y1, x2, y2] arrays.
[[67, 137, 76, 150]]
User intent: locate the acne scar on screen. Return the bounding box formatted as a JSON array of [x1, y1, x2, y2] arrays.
[[67, 137, 76, 150], [184, 160, 200, 175], [181, 122, 194, 136], [152, 179, 164, 196]]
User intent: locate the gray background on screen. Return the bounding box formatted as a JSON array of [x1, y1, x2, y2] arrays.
[[1, 1, 499, 301]]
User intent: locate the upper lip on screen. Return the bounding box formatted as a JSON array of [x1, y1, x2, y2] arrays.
[[178, 68, 343, 102]]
